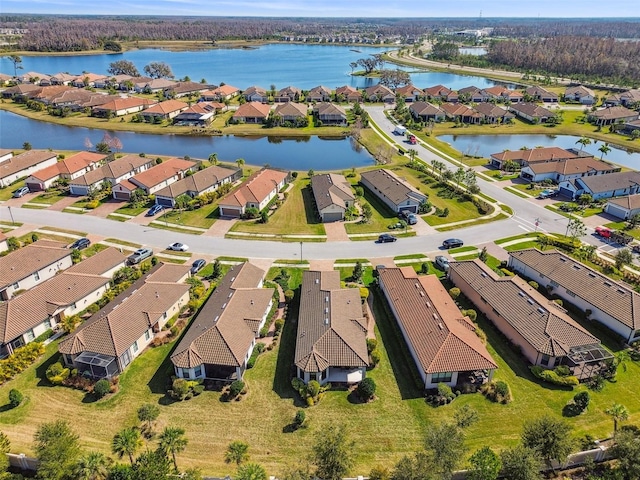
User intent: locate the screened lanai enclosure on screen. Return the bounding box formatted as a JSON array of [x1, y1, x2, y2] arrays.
[[74, 352, 119, 379]]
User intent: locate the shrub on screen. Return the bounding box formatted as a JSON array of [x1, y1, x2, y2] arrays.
[[294, 409, 306, 427], [93, 379, 111, 399], [307, 380, 320, 398], [169, 378, 190, 400], [284, 289, 294, 303], [553, 299, 564, 306], [8, 389, 23, 407], [528, 280, 539, 290], [259, 326, 269, 338], [370, 349, 381, 366], [46, 361, 70, 385], [481, 381, 512, 404], [449, 287, 461, 300], [357, 378, 376, 401], [366, 338, 378, 354], [274, 318, 285, 334], [360, 287, 370, 300], [0, 342, 45, 385], [574, 391, 590, 412], [229, 380, 245, 399], [554, 365, 571, 377], [530, 366, 579, 387], [464, 309, 477, 322]]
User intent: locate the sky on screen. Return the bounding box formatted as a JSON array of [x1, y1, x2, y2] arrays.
[[1, 0, 638, 18]]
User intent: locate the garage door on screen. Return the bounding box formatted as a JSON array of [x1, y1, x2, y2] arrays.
[[605, 204, 628, 220], [26, 181, 43, 191], [156, 197, 174, 208], [113, 191, 130, 201], [219, 207, 242, 217], [400, 205, 418, 214], [559, 187, 573, 198], [322, 212, 343, 222]]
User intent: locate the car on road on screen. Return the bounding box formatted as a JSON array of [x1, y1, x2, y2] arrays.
[[146, 204, 165, 217], [190, 259, 206, 274], [434, 255, 450, 272], [12, 186, 30, 198], [378, 234, 397, 243], [167, 242, 189, 252], [442, 238, 464, 249], [595, 226, 612, 239], [69, 238, 91, 250], [127, 248, 153, 265]]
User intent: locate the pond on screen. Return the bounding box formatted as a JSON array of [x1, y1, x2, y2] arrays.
[[0, 110, 374, 171], [459, 47, 487, 56], [0, 44, 506, 91], [438, 134, 640, 170]]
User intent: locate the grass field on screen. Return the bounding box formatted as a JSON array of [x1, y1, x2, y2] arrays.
[[157, 203, 219, 230]]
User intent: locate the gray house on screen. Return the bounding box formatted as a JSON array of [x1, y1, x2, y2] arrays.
[[311, 173, 355, 222], [360, 169, 426, 214]]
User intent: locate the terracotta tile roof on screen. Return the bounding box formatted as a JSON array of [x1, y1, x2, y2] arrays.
[[364, 84, 394, 97], [423, 84, 452, 97], [491, 147, 582, 164], [608, 194, 640, 210], [395, 84, 423, 96], [2, 84, 41, 96], [115, 179, 137, 192], [449, 259, 600, 357], [163, 81, 207, 95], [577, 170, 640, 194], [0, 150, 58, 180], [294, 271, 369, 373], [171, 263, 273, 369], [129, 157, 196, 190], [145, 263, 191, 284], [525, 86, 558, 100], [155, 165, 240, 199], [0, 240, 71, 290], [32, 85, 74, 101], [589, 106, 638, 121], [72, 73, 105, 83], [220, 168, 288, 208], [233, 101, 271, 119], [409, 101, 444, 116], [142, 99, 188, 114], [274, 102, 308, 117], [360, 168, 426, 206], [277, 85, 302, 96], [311, 173, 355, 211], [566, 85, 595, 97], [30, 151, 106, 181], [307, 85, 332, 97], [474, 103, 514, 118], [379, 267, 497, 375], [93, 97, 154, 112], [335, 85, 357, 94], [509, 249, 640, 330], [66, 247, 126, 276], [440, 102, 481, 118], [212, 84, 240, 96]]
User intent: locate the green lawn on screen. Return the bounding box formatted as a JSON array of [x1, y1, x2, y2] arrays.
[[112, 203, 151, 217], [345, 188, 401, 234], [495, 232, 541, 245], [103, 238, 141, 248], [30, 192, 67, 205], [0, 180, 26, 201], [158, 203, 219, 229], [604, 221, 640, 240]]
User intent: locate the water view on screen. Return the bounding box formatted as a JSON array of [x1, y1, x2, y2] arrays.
[[0, 110, 374, 171], [0, 44, 504, 90], [438, 134, 640, 170]]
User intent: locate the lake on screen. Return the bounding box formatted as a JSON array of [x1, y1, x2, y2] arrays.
[[0, 44, 505, 91], [438, 134, 640, 170], [0, 110, 374, 171], [459, 47, 487, 56]]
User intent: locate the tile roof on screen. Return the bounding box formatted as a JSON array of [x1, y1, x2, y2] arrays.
[[440, 102, 481, 119], [589, 106, 638, 120], [155, 165, 240, 199], [379, 267, 497, 374], [219, 168, 288, 208], [274, 102, 308, 117], [314, 102, 346, 117], [65, 247, 126, 276], [145, 263, 192, 284], [577, 170, 640, 194], [409, 101, 444, 116], [212, 84, 240, 96], [509, 249, 640, 330], [491, 147, 582, 164], [608, 194, 640, 210], [510, 102, 555, 118], [311, 173, 355, 212], [233, 101, 272, 119], [524, 86, 558, 99], [0, 240, 71, 290], [527, 157, 618, 175], [93, 97, 154, 112], [129, 157, 196, 189], [71, 154, 152, 186], [171, 263, 273, 369], [449, 259, 600, 357], [423, 84, 453, 96], [566, 85, 595, 97], [360, 168, 426, 206], [294, 271, 369, 373], [244, 86, 267, 96], [473, 103, 514, 118], [0, 150, 58, 180], [142, 99, 188, 114]]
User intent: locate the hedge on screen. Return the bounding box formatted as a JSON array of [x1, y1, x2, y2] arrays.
[[0, 342, 45, 385], [530, 365, 579, 387]]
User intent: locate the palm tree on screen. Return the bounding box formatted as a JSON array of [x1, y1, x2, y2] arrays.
[[605, 403, 629, 433], [208, 153, 219, 166], [431, 159, 445, 177], [7, 54, 23, 77], [236, 462, 267, 480], [407, 149, 418, 165], [75, 452, 111, 480], [159, 426, 188, 472], [236, 158, 245, 171], [598, 142, 611, 160], [575, 136, 592, 152], [111, 427, 143, 465], [225, 440, 249, 465]]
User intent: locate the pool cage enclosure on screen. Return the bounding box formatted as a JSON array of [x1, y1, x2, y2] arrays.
[[74, 351, 119, 379]]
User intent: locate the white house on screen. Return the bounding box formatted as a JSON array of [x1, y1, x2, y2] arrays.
[[0, 150, 58, 188]]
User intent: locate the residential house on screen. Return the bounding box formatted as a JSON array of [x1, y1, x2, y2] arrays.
[[92, 97, 155, 117], [364, 84, 395, 103], [208, 84, 240, 101], [565, 85, 596, 105], [458, 86, 487, 103], [218, 168, 289, 217], [154, 165, 242, 208], [139, 99, 189, 122], [424, 84, 457, 103], [509, 103, 555, 123], [624, 119, 640, 135], [71, 73, 106, 88], [409, 101, 445, 122], [360, 168, 427, 214], [139, 78, 176, 94], [41, 89, 117, 111], [294, 270, 369, 385], [558, 170, 640, 200], [395, 84, 423, 102], [604, 194, 640, 220], [243, 86, 268, 103], [509, 249, 640, 343], [0, 149, 13, 163], [25, 151, 107, 191], [163, 81, 209, 99], [378, 267, 497, 389], [69, 154, 154, 196], [525, 86, 559, 103], [114, 157, 197, 197], [482, 85, 523, 103], [171, 262, 273, 381], [520, 157, 620, 183], [307, 85, 332, 103], [64, 247, 127, 279], [173, 102, 222, 126], [489, 146, 588, 170], [473, 103, 514, 124], [311, 173, 355, 222], [620, 89, 640, 108], [440, 102, 482, 124], [449, 259, 609, 379], [0, 73, 11, 86], [273, 102, 308, 124], [335, 85, 362, 103], [1, 83, 41, 100], [0, 150, 58, 187], [232, 101, 272, 124], [588, 106, 638, 126], [0, 240, 73, 300], [0, 233, 8, 253], [274, 86, 302, 103], [313, 102, 347, 126], [17, 72, 50, 85], [95, 74, 131, 89], [59, 263, 190, 379]]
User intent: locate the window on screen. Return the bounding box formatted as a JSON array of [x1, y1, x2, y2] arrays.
[[565, 289, 576, 297], [431, 372, 453, 383], [181, 368, 190, 379], [33, 271, 40, 281], [12, 282, 19, 289], [132, 340, 139, 353], [144, 330, 151, 341], [194, 365, 202, 377], [541, 354, 551, 366], [44, 319, 52, 329], [25, 329, 36, 342]]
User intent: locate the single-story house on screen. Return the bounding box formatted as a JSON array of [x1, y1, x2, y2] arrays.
[[364, 84, 395, 103], [313, 102, 347, 126], [623, 119, 640, 135], [43, 89, 117, 111], [619, 89, 640, 108], [1, 83, 42, 100], [604, 194, 640, 220], [378, 267, 497, 389], [17, 72, 50, 85], [163, 81, 210, 99], [360, 168, 427, 214], [294, 270, 369, 385], [424, 84, 457, 103], [218, 168, 289, 217], [409, 101, 445, 122], [94, 74, 131, 90], [49, 73, 76, 85], [311, 173, 355, 222], [0, 233, 8, 253], [173, 102, 221, 126], [0, 150, 58, 187], [71, 73, 106, 88], [69, 154, 153, 196], [119, 76, 152, 91], [0, 73, 11, 86], [395, 84, 423, 102], [473, 103, 515, 123], [208, 84, 240, 101], [449, 259, 610, 380], [520, 157, 620, 183], [243, 86, 268, 103], [0, 240, 73, 300], [524, 86, 559, 103], [509, 249, 640, 344], [232, 101, 272, 124], [440, 102, 482, 124], [558, 170, 640, 200], [64, 247, 127, 279], [124, 157, 197, 196], [307, 85, 332, 103], [171, 262, 273, 382], [588, 106, 638, 126], [489, 146, 587, 170], [273, 102, 308, 123], [92, 97, 155, 117], [509, 103, 555, 123], [138, 78, 176, 94], [275, 86, 302, 103], [0, 149, 13, 164], [482, 85, 523, 103], [458, 86, 488, 103], [139, 99, 188, 122], [25, 151, 107, 191], [59, 263, 190, 379], [565, 85, 596, 105], [111, 179, 138, 201], [154, 165, 242, 207], [335, 85, 362, 103]]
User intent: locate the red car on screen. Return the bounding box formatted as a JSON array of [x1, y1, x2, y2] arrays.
[[595, 226, 612, 238]]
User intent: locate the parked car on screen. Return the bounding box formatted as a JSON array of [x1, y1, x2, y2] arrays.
[[406, 213, 418, 225], [190, 259, 206, 274], [633, 244, 640, 254], [127, 248, 153, 265], [167, 242, 189, 252], [69, 238, 91, 250], [434, 255, 450, 272], [595, 226, 612, 239], [12, 186, 29, 198], [442, 238, 464, 249], [146, 204, 165, 217], [537, 189, 558, 199], [378, 234, 397, 243]]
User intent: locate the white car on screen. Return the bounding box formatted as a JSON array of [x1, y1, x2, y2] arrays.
[[434, 255, 450, 272], [167, 242, 189, 252]]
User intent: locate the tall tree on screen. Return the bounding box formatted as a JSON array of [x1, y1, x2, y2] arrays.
[[610, 428, 640, 480], [0, 431, 11, 472], [521, 415, 573, 470], [158, 426, 188, 472], [310, 425, 354, 480], [424, 422, 467, 480], [598, 142, 611, 159], [144, 62, 174, 79], [208, 153, 219, 165], [33, 420, 82, 480], [467, 446, 501, 480], [224, 440, 249, 465], [111, 427, 143, 465], [75, 452, 111, 480], [500, 445, 542, 480], [605, 403, 629, 433], [107, 60, 139, 77], [236, 463, 268, 480], [236, 158, 245, 170], [575, 136, 592, 152], [6, 54, 23, 77], [132, 448, 172, 480], [565, 218, 586, 241]]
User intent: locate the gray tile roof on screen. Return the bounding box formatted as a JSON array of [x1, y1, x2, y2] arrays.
[[0, 240, 71, 290], [0, 150, 57, 180], [65, 247, 126, 276], [360, 168, 426, 206], [154, 165, 240, 199], [294, 271, 369, 373], [311, 173, 355, 212], [577, 171, 640, 194]]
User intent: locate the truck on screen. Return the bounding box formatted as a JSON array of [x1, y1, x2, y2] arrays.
[[393, 125, 407, 136]]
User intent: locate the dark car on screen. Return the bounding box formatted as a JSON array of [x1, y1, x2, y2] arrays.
[[378, 234, 397, 243], [127, 248, 153, 265], [190, 259, 206, 275], [146, 204, 165, 217], [12, 186, 30, 198], [442, 238, 464, 249], [69, 237, 91, 250]]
